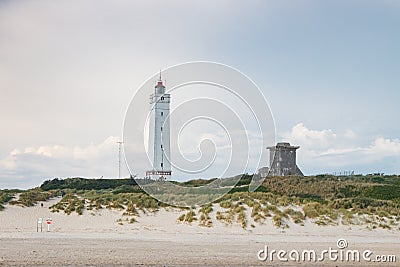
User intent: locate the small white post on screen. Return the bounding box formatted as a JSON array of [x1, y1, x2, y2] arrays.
[[37, 218, 43, 232]]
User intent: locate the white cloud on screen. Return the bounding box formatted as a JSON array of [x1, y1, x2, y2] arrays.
[[281, 123, 400, 174], [0, 136, 124, 189], [1, 123, 399, 189], [0, 1, 399, 186], [367, 137, 400, 156], [281, 122, 357, 150]]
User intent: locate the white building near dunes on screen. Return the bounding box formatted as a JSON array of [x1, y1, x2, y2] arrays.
[[146, 75, 171, 180]]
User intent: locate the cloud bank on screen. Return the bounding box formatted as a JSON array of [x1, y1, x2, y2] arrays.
[[1, 123, 399, 189], [281, 123, 400, 175], [0, 136, 122, 189]]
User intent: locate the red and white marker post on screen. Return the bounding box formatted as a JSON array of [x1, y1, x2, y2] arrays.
[[45, 218, 53, 232]]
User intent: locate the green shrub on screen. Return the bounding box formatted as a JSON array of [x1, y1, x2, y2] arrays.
[[363, 185, 400, 200], [303, 202, 333, 219], [112, 185, 136, 194], [41, 177, 139, 191]]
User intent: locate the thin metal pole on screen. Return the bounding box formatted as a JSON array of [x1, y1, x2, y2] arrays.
[[117, 141, 123, 178]]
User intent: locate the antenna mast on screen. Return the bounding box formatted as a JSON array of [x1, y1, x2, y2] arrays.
[[116, 141, 124, 178]]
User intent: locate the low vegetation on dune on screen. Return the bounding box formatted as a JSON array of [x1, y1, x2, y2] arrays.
[[40, 177, 138, 191], [261, 175, 400, 229], [50, 190, 162, 226], [0, 190, 19, 211], [214, 191, 305, 229], [178, 209, 197, 224], [8, 189, 59, 207], [1, 174, 399, 230], [261, 175, 400, 201], [198, 203, 213, 227], [50, 194, 85, 215]]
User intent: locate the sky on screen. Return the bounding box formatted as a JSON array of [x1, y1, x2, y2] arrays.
[[0, 0, 399, 188]]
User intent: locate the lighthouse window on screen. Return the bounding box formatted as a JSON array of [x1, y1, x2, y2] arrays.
[[161, 144, 163, 149], [161, 127, 163, 131], [161, 163, 163, 168], [161, 96, 164, 100], [161, 112, 163, 116]]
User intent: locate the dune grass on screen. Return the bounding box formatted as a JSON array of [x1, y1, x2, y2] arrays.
[[178, 209, 197, 224], [50, 194, 85, 215], [0, 190, 16, 211], [2, 175, 399, 230], [50, 190, 163, 217], [9, 189, 59, 207], [198, 203, 213, 227]]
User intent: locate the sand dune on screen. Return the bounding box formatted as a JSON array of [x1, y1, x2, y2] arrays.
[[0, 198, 399, 266]]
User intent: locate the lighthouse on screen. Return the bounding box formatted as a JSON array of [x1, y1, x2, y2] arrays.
[[146, 74, 171, 180]]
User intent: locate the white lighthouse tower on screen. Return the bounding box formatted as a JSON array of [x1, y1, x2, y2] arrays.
[[146, 73, 171, 180]]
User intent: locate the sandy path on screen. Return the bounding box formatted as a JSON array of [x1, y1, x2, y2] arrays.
[[1, 232, 399, 266]]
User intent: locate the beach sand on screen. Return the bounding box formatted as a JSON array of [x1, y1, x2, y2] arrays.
[[0, 197, 399, 266]]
